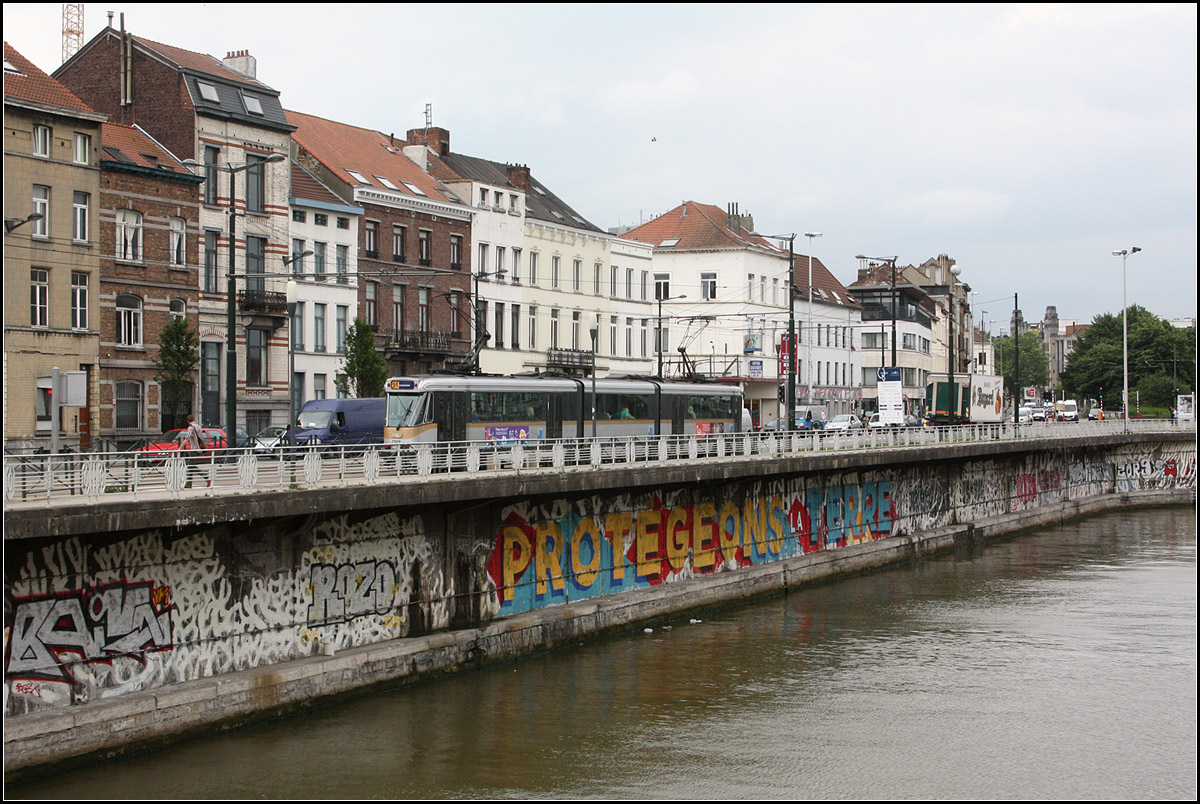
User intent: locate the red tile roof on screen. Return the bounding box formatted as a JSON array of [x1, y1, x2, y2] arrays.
[[290, 160, 352, 208], [623, 201, 858, 307], [286, 109, 460, 205], [131, 34, 269, 88], [100, 122, 192, 175], [622, 201, 780, 252], [4, 41, 95, 113]]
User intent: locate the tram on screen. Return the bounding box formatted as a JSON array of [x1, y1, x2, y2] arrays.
[[384, 374, 744, 447]]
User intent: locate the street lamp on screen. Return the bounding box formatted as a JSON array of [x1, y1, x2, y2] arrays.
[[752, 232, 798, 428], [4, 212, 44, 233], [856, 255, 900, 368], [590, 326, 599, 437], [282, 250, 313, 446], [1112, 247, 1141, 433], [948, 264, 961, 423], [804, 232, 822, 408], [183, 153, 286, 446], [656, 291, 687, 379]]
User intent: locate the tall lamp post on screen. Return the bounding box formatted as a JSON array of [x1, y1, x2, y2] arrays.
[[183, 153, 285, 446], [803, 232, 822, 408], [282, 250, 313, 446], [656, 292, 687, 379], [590, 326, 599, 437], [948, 264, 961, 422], [752, 232, 797, 428], [1112, 247, 1141, 433]]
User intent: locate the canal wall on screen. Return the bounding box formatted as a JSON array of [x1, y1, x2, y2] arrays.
[[4, 436, 1195, 778]]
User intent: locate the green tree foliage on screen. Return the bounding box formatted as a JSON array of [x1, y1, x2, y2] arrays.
[[335, 317, 387, 398], [153, 317, 199, 431], [1061, 306, 1195, 407], [993, 330, 1049, 397]]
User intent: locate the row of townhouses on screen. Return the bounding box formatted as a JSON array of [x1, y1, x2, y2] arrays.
[[4, 29, 980, 450]]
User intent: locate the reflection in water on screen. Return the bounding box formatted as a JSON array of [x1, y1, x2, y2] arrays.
[[10, 507, 1195, 799]]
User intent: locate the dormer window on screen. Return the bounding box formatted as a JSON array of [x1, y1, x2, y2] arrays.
[[241, 93, 264, 115], [197, 81, 220, 103]]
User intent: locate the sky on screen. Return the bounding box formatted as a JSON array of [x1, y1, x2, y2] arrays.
[[5, 3, 1196, 330]]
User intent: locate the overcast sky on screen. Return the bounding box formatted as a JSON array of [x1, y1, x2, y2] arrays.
[[7, 3, 1196, 329]]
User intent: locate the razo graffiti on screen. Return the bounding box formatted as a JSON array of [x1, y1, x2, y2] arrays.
[[5, 581, 173, 684], [307, 560, 400, 626]]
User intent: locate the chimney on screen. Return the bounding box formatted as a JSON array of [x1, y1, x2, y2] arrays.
[[406, 126, 450, 157], [402, 144, 428, 171], [506, 164, 531, 193], [223, 49, 256, 80], [726, 202, 754, 235]]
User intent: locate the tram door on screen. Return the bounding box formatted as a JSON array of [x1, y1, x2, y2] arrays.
[[434, 391, 468, 442], [546, 393, 562, 439], [669, 396, 685, 435]]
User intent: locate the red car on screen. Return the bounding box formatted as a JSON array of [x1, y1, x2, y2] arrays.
[[134, 427, 229, 462]]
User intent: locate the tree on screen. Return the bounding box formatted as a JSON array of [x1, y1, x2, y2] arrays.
[[154, 317, 199, 431], [1061, 306, 1195, 407], [335, 317, 387, 398], [994, 330, 1049, 399]]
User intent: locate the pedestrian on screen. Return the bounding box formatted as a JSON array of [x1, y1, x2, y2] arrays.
[[183, 414, 210, 488]]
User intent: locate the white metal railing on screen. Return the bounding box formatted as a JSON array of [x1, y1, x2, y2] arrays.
[[3, 419, 1191, 506]]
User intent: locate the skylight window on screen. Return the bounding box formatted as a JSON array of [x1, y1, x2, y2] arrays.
[[196, 81, 220, 103], [533, 186, 546, 196], [375, 176, 399, 190], [400, 181, 426, 197], [242, 93, 264, 115], [4, 59, 23, 75], [551, 210, 565, 220], [346, 169, 369, 184], [660, 238, 680, 247]]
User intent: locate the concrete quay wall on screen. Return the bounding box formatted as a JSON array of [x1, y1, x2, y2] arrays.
[[4, 435, 1195, 779]]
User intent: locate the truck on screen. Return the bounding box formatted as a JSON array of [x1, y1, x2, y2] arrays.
[[925, 374, 1004, 425]]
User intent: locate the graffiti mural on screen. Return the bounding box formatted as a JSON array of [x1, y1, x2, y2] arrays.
[[4, 438, 1193, 716], [5, 581, 172, 684]]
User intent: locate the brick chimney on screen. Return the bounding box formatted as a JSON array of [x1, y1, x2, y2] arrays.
[[222, 50, 256, 80], [406, 126, 450, 157], [726, 202, 754, 236], [506, 164, 531, 193]]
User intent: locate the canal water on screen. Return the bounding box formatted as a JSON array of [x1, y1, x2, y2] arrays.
[[8, 506, 1196, 799]]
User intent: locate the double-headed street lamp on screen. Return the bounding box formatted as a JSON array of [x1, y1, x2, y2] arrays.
[[183, 153, 285, 444], [803, 233, 822, 407], [752, 232, 797, 429], [656, 292, 687, 379], [1112, 247, 1142, 433], [283, 250, 313, 447]]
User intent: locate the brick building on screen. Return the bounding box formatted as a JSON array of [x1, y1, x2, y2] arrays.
[[97, 122, 204, 442], [56, 26, 295, 435], [287, 111, 474, 376], [3, 42, 106, 449]]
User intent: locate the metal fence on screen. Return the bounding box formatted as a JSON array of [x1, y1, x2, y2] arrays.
[[3, 419, 1191, 506]]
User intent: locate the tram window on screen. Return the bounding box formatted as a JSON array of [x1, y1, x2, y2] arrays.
[[388, 392, 424, 426]]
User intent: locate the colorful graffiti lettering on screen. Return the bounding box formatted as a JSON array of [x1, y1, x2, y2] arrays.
[[5, 580, 173, 684], [487, 483, 894, 611], [307, 560, 400, 626]]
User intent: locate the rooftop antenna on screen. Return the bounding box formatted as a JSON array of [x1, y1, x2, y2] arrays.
[[424, 102, 432, 130]]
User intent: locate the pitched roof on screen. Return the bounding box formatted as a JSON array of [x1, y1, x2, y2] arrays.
[[287, 110, 462, 206], [432, 150, 603, 233], [4, 41, 97, 114], [100, 122, 196, 177], [621, 201, 780, 252], [289, 159, 360, 213], [128, 33, 271, 89]]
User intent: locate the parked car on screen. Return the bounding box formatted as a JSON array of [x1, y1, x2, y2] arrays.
[[134, 427, 229, 462], [868, 412, 922, 428], [1032, 406, 1047, 421], [252, 425, 290, 454], [762, 414, 823, 432], [1088, 406, 1102, 420], [824, 414, 864, 432]]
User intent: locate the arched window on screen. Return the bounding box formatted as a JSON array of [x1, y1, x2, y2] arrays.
[[169, 217, 186, 266], [115, 209, 143, 261], [115, 380, 142, 430], [116, 294, 142, 346], [170, 298, 186, 321]]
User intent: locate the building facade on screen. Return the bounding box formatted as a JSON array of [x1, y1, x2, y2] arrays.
[[4, 43, 106, 449]]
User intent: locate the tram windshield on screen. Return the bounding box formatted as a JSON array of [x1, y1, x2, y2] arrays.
[[387, 392, 425, 427]]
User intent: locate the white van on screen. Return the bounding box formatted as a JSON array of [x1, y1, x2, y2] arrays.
[[1060, 399, 1079, 422]]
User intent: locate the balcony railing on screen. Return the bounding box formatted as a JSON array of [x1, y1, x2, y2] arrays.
[[383, 328, 452, 353], [237, 290, 287, 316], [547, 348, 594, 369]]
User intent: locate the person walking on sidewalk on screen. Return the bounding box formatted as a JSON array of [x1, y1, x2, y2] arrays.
[[184, 414, 210, 488]]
